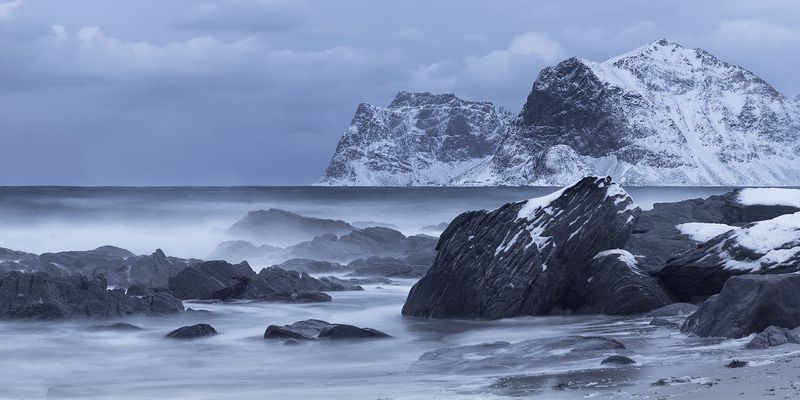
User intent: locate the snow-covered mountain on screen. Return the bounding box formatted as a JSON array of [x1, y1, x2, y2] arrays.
[[317, 92, 512, 186], [457, 39, 800, 186], [319, 39, 800, 186]]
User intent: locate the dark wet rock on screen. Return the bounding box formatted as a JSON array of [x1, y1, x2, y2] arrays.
[[0, 271, 184, 319], [88, 322, 143, 331], [655, 212, 800, 299], [346, 254, 434, 278], [682, 274, 800, 338], [574, 249, 673, 315], [745, 326, 800, 349], [285, 227, 437, 264], [128, 249, 196, 290], [263, 319, 389, 341], [125, 284, 152, 297], [208, 240, 281, 263], [168, 260, 255, 300], [166, 323, 217, 339], [38, 246, 135, 286], [287, 291, 332, 303], [185, 307, 211, 314], [227, 208, 354, 244], [601, 355, 636, 365], [318, 324, 390, 339], [649, 317, 680, 328], [644, 302, 698, 317], [169, 261, 361, 302], [725, 360, 748, 368], [271, 258, 345, 274], [413, 336, 625, 374], [403, 177, 641, 319]]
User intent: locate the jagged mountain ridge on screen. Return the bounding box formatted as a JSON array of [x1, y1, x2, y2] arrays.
[[319, 39, 800, 186], [317, 92, 513, 186], [457, 39, 800, 186]]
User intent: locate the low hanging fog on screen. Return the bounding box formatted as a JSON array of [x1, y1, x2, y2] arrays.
[[0, 186, 730, 260]]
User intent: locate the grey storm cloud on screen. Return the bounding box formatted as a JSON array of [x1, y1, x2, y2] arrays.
[[1, 0, 799, 185]]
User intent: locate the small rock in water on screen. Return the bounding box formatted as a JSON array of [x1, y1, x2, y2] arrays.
[[166, 323, 218, 339], [89, 322, 143, 332], [318, 324, 390, 339], [264, 319, 390, 341], [601, 355, 636, 365], [725, 359, 748, 368]]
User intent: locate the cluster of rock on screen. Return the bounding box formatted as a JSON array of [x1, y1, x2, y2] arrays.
[[403, 177, 800, 344], [0, 272, 183, 319], [0, 246, 370, 320], [0, 246, 200, 289], [210, 207, 438, 271], [167, 260, 362, 302]]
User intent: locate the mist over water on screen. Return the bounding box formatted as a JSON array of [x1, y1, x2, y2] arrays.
[[0, 186, 730, 259], [0, 185, 751, 399]]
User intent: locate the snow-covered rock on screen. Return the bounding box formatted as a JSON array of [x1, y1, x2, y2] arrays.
[[656, 212, 800, 298], [317, 91, 512, 186], [402, 176, 647, 319]]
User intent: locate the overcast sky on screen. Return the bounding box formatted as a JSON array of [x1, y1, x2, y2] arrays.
[[1, 0, 799, 185]]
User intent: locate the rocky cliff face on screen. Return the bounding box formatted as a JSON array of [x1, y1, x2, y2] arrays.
[[317, 92, 512, 186], [320, 40, 800, 186], [401, 176, 655, 319]]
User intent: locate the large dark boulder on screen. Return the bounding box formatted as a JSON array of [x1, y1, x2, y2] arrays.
[[402, 177, 641, 319], [0, 271, 183, 319], [168, 260, 255, 300], [682, 274, 800, 338], [227, 208, 354, 245], [128, 249, 195, 290], [626, 189, 799, 273], [574, 249, 673, 315], [264, 319, 389, 340], [166, 324, 218, 339], [656, 212, 800, 299]]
